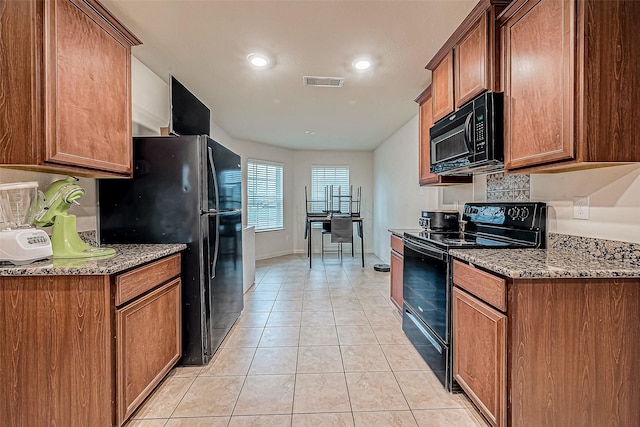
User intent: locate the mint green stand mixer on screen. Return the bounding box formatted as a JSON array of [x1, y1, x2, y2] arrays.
[[34, 177, 115, 258]]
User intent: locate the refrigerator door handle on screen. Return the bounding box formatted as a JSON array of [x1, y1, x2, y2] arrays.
[[207, 146, 220, 212], [211, 215, 220, 279]]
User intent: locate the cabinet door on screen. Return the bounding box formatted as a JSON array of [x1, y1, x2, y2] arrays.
[[390, 250, 403, 311], [503, 0, 575, 170], [0, 275, 113, 427], [453, 287, 506, 427], [431, 51, 455, 122], [116, 278, 181, 425], [455, 12, 489, 106], [418, 95, 440, 185], [44, 0, 134, 174]]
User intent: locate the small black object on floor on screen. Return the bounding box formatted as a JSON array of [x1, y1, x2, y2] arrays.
[[373, 263, 390, 272]]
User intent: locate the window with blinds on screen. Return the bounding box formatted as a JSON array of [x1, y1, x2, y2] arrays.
[[247, 160, 284, 231], [311, 167, 350, 213]]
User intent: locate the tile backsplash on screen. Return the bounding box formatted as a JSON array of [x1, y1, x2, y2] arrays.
[[486, 172, 530, 202]]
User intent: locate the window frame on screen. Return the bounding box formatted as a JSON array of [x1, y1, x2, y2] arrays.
[[246, 159, 284, 232]]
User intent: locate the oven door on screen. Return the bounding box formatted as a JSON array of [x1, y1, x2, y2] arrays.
[[402, 238, 449, 341], [402, 237, 452, 390]]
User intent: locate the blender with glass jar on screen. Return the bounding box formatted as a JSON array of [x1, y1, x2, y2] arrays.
[[0, 181, 53, 265]]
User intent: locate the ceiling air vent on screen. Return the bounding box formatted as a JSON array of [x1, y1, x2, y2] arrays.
[[303, 76, 344, 88]]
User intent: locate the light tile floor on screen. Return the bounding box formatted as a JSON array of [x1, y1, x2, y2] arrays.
[[127, 254, 489, 427]]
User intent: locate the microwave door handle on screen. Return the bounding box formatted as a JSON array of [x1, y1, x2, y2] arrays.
[[464, 112, 473, 152]]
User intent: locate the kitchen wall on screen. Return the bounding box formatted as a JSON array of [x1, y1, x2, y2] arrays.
[[219, 132, 297, 260], [531, 166, 640, 242], [218, 139, 375, 259], [131, 56, 169, 135], [371, 116, 640, 261], [291, 150, 374, 257], [372, 116, 473, 263]]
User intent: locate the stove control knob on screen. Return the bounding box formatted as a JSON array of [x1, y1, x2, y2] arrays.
[[508, 206, 530, 221]]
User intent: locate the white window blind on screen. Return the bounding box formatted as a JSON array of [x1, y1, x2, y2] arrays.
[[311, 167, 350, 213], [247, 160, 283, 231]]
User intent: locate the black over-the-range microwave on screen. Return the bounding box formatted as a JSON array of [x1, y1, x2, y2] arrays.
[[429, 91, 503, 176]]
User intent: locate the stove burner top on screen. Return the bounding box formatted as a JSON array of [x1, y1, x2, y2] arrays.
[[406, 231, 517, 248], [408, 202, 547, 250]]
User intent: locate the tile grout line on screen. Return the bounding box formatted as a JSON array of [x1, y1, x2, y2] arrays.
[[145, 254, 485, 426]]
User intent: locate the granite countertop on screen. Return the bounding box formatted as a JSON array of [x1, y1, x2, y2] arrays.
[[388, 228, 423, 237], [449, 248, 640, 279], [0, 243, 187, 276]]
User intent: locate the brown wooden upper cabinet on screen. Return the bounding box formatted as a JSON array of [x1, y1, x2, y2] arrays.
[[501, 0, 640, 172], [415, 86, 472, 186], [455, 12, 491, 107], [0, 0, 141, 177], [426, 0, 509, 123], [430, 51, 455, 122], [417, 87, 435, 185]]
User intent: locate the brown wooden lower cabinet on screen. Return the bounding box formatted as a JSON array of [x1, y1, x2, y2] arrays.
[[452, 260, 640, 427], [453, 287, 506, 427], [390, 234, 404, 311], [0, 253, 182, 427], [116, 277, 181, 424]]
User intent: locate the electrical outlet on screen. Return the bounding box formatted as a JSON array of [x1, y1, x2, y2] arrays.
[[573, 197, 589, 220]]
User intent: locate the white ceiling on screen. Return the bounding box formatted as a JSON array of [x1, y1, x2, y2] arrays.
[[103, 0, 477, 151]]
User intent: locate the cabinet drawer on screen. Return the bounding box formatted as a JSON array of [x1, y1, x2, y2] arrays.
[[390, 234, 404, 255], [116, 278, 181, 425], [116, 254, 181, 306], [453, 260, 506, 311]]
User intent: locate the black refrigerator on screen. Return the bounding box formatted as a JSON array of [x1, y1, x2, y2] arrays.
[[98, 135, 243, 365]]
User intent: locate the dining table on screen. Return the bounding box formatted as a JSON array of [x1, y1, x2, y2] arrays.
[[304, 215, 364, 268]]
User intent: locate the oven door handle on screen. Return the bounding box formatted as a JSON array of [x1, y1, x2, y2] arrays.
[[406, 310, 443, 354], [403, 239, 447, 261]]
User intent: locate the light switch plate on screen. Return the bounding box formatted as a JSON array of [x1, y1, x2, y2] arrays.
[[573, 197, 589, 220]]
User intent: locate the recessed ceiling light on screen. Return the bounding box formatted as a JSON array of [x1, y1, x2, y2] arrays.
[[352, 58, 372, 70], [247, 53, 269, 67], [305, 130, 316, 135]]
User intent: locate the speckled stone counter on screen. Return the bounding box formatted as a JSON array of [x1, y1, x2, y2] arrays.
[[450, 233, 640, 279], [0, 243, 186, 276], [449, 248, 640, 279]]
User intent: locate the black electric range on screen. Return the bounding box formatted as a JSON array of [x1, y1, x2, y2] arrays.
[[401, 202, 546, 391], [405, 201, 547, 250]]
